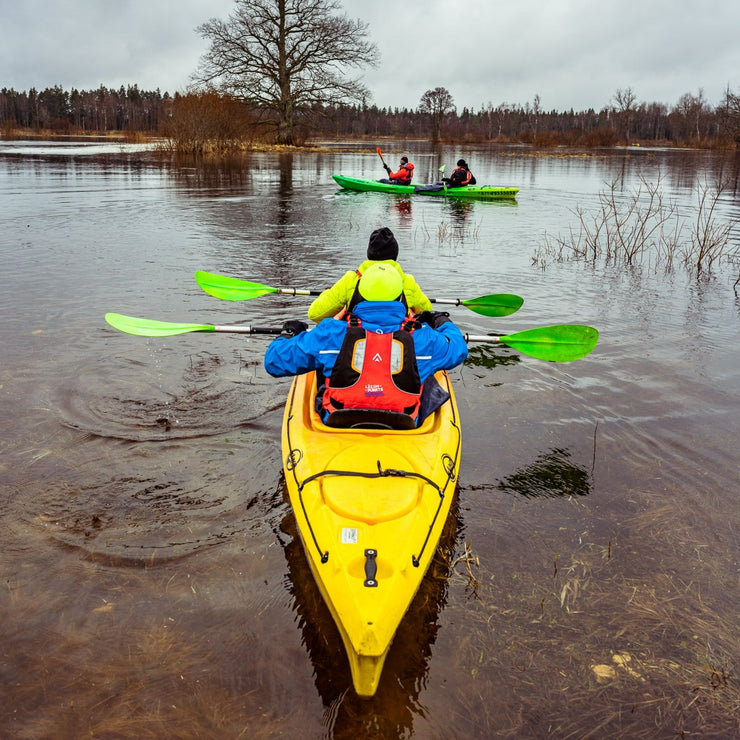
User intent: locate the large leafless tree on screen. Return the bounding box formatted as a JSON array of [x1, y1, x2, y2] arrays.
[[612, 87, 638, 142], [418, 87, 455, 142], [193, 0, 378, 144]]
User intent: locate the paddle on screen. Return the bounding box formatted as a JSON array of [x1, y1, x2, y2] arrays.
[[430, 294, 523, 317], [194, 271, 524, 318], [464, 325, 599, 363], [105, 313, 283, 337], [376, 146, 391, 175], [105, 313, 598, 362], [195, 271, 321, 301]]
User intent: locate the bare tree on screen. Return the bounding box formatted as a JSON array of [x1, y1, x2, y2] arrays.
[[194, 0, 379, 144], [675, 89, 709, 141], [612, 87, 637, 142], [418, 87, 455, 142], [613, 87, 637, 111], [529, 93, 541, 139], [718, 85, 740, 144]]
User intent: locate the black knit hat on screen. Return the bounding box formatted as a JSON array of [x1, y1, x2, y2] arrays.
[[367, 227, 399, 261], [457, 159, 466, 167]]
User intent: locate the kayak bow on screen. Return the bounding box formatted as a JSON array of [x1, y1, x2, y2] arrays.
[[281, 370, 461, 696]]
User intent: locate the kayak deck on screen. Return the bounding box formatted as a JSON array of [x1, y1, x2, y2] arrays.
[[281, 370, 461, 696], [332, 174, 519, 200]]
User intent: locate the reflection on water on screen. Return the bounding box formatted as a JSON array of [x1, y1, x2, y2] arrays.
[[464, 345, 522, 369], [494, 447, 592, 498], [1, 141, 738, 737], [0, 139, 160, 157]]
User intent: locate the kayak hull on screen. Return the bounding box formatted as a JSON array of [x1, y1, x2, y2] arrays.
[[281, 370, 461, 696], [333, 174, 415, 194], [332, 174, 518, 200]]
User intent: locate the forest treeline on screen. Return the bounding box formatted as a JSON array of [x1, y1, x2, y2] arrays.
[[0, 85, 169, 136], [2, 83, 739, 149]]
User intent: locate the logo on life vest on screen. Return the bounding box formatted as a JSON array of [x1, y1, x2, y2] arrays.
[[372, 352, 383, 362], [364, 383, 385, 397]]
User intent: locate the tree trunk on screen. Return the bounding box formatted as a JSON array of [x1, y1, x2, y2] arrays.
[[277, 106, 294, 145], [275, 0, 293, 145]]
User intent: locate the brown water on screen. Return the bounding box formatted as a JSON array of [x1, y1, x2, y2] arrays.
[[1, 141, 738, 738]]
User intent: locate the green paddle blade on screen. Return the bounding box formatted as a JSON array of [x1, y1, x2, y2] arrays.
[[465, 325, 599, 362], [430, 293, 524, 316], [195, 271, 277, 301], [461, 293, 524, 317], [499, 325, 599, 362], [106, 313, 216, 337]]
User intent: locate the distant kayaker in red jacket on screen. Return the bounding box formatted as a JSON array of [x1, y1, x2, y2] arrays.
[[379, 155, 414, 185]]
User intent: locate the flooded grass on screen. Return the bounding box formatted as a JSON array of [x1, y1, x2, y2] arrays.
[[433, 484, 739, 738], [534, 172, 740, 284]]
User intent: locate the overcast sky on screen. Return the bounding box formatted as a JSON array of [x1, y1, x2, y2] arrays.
[[2, 0, 738, 112]]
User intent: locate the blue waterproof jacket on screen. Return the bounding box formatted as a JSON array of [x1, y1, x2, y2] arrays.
[[264, 301, 468, 383]]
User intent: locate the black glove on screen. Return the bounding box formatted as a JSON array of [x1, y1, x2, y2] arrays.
[[383, 163, 391, 174], [415, 311, 450, 329], [441, 177, 450, 183], [282, 319, 308, 337]]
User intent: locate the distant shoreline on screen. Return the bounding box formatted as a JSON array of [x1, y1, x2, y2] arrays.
[[1, 129, 732, 155]]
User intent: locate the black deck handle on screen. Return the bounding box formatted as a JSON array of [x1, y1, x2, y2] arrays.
[[364, 548, 378, 587]]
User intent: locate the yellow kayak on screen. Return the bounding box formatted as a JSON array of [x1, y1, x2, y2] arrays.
[[281, 370, 461, 697]]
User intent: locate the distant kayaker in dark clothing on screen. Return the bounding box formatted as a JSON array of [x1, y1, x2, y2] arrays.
[[379, 155, 414, 185], [415, 158, 476, 192], [444, 159, 476, 187]]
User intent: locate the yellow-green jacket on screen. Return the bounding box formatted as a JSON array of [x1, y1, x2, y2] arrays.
[[307, 259, 432, 322]]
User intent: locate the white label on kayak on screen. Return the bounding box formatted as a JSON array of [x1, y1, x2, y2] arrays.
[[341, 528, 358, 544]]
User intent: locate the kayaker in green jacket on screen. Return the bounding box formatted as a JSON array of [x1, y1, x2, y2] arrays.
[[307, 227, 433, 323]]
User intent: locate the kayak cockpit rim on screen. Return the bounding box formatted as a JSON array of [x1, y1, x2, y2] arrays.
[[283, 371, 461, 569]]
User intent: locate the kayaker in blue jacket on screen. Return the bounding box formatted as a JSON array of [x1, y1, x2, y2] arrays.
[[264, 263, 468, 425]]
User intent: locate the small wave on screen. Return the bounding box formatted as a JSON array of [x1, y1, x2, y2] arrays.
[[55, 351, 285, 442]]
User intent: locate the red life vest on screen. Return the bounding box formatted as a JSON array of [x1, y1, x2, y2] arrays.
[[449, 165, 472, 187], [322, 315, 422, 419], [390, 162, 414, 184]]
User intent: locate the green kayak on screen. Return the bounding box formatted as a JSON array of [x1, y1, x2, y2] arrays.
[[332, 174, 519, 200]]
